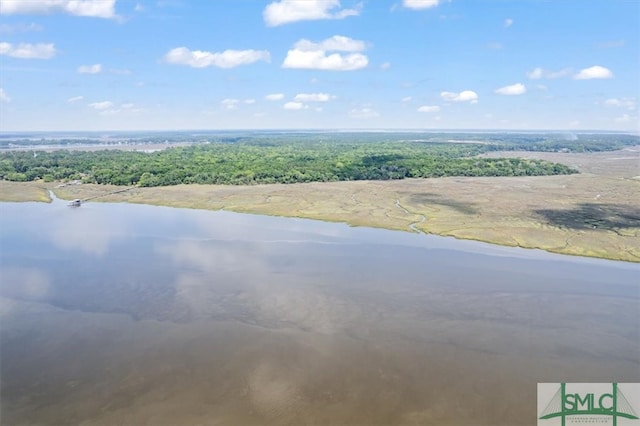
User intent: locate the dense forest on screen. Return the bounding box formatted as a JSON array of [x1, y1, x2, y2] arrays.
[[0, 134, 589, 186], [2, 132, 637, 186]]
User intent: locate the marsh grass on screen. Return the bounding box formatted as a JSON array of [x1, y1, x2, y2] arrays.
[[0, 181, 50, 203]]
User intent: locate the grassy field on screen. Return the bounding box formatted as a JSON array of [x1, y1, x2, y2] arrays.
[[0, 181, 51, 203], [1, 147, 638, 262]]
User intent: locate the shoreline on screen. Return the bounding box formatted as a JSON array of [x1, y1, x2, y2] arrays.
[[1, 173, 638, 263]]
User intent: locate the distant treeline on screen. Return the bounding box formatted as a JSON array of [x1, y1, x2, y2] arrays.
[[0, 138, 583, 186], [2, 131, 638, 151], [484, 134, 639, 153]]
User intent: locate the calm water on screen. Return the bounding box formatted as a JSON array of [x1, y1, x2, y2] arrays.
[[1, 198, 638, 425]]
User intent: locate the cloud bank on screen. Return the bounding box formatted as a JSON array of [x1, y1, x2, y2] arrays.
[[0, 0, 117, 19], [164, 47, 270, 69], [77, 63, 102, 74], [574, 65, 613, 80], [417, 105, 440, 112], [403, 0, 440, 10], [282, 35, 368, 71], [495, 83, 526, 95], [0, 42, 56, 59], [263, 0, 360, 26], [440, 90, 478, 103]]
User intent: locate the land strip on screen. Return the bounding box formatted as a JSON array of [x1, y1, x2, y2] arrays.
[[1, 148, 638, 262]]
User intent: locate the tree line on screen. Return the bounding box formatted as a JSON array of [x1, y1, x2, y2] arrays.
[[0, 139, 581, 186]]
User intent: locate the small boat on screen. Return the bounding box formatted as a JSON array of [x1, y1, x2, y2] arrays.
[[68, 199, 82, 207]]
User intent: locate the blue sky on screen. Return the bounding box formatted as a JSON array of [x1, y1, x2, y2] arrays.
[[0, 0, 638, 131]]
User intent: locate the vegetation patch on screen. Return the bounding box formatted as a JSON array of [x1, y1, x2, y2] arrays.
[[0, 181, 50, 202], [0, 136, 583, 186]]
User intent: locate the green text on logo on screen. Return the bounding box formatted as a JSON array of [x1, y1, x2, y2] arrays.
[[539, 383, 638, 426]]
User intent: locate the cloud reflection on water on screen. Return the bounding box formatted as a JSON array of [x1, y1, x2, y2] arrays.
[[47, 207, 131, 256], [156, 237, 349, 334], [0, 266, 51, 302]]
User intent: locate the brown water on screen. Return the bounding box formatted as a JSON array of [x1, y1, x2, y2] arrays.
[[1, 199, 638, 425]]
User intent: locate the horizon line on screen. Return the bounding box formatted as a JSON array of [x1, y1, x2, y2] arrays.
[[1, 128, 638, 135]]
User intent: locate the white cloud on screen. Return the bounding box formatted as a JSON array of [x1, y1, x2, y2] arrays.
[[89, 101, 114, 110], [244, 99, 256, 104], [604, 98, 636, 110], [526, 67, 543, 79], [574, 65, 613, 80], [293, 93, 335, 102], [294, 35, 366, 52], [163, 47, 271, 69], [265, 93, 285, 101], [526, 67, 572, 80], [0, 22, 43, 34], [440, 90, 478, 103], [282, 35, 368, 71], [417, 105, 440, 113], [504, 18, 513, 28], [380, 62, 391, 70], [0, 88, 10, 103], [349, 107, 379, 119], [403, 0, 440, 10], [487, 42, 503, 50], [401, 96, 412, 102], [77, 63, 102, 74], [495, 83, 526, 95], [67, 95, 84, 103], [263, 0, 361, 27], [283, 101, 308, 110], [0, 42, 56, 59], [283, 49, 368, 71], [0, 0, 117, 19]]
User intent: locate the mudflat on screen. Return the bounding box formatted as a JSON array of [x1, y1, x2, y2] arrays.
[[2, 147, 638, 262]]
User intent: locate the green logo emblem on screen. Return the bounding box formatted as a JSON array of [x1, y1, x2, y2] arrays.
[[539, 383, 639, 426]]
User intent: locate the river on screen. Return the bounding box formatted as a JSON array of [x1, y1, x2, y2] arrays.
[[1, 198, 638, 425]]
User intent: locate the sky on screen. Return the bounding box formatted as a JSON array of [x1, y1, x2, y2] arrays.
[[0, 0, 638, 132]]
